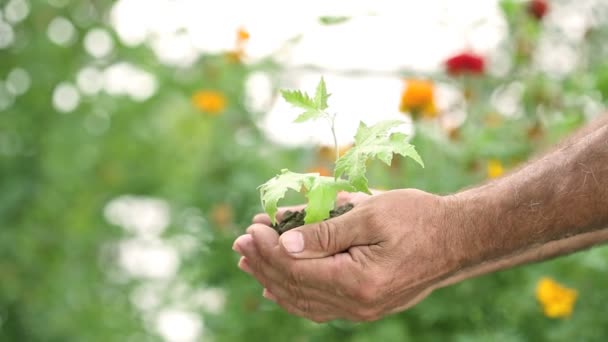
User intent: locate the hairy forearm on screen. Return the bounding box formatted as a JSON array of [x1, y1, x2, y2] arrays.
[[448, 115, 608, 270], [439, 226, 608, 288]]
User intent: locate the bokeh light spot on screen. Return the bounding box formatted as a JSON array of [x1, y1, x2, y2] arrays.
[[76, 66, 103, 95], [4, 0, 30, 24], [52, 82, 80, 113], [6, 67, 31, 95], [47, 16, 76, 46], [84, 28, 114, 58], [0, 21, 15, 49]]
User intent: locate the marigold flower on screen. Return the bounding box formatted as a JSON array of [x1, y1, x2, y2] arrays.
[[528, 121, 544, 140], [399, 79, 438, 119], [318, 144, 352, 162], [536, 277, 578, 318], [237, 28, 250, 42], [445, 52, 485, 76], [487, 160, 504, 179], [307, 166, 331, 177], [226, 27, 250, 63], [225, 51, 243, 64], [192, 90, 227, 114], [528, 0, 549, 20], [483, 112, 503, 128], [211, 203, 233, 227]]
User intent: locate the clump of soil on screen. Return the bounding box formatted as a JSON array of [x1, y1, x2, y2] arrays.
[[272, 203, 354, 235]]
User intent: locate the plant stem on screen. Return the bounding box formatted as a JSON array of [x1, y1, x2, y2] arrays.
[[331, 118, 339, 163], [324, 112, 340, 180]]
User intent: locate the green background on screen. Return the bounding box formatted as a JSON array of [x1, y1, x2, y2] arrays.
[[1, 0, 607, 341]]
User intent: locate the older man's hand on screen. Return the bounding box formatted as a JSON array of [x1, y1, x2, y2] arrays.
[[232, 189, 462, 323]]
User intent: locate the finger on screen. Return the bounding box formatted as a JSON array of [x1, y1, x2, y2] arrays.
[[232, 234, 251, 255], [272, 292, 363, 323], [262, 288, 277, 302], [238, 256, 252, 274], [252, 205, 307, 225], [241, 239, 345, 309], [336, 191, 371, 206], [247, 224, 355, 292], [243, 225, 364, 311], [277, 209, 381, 259]]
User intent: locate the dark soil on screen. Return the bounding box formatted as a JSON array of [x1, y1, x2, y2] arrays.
[[272, 203, 354, 235]]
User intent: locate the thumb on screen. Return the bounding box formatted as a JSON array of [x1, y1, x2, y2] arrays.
[[279, 211, 368, 259]]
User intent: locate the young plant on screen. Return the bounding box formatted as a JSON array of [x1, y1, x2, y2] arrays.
[[259, 78, 424, 228]]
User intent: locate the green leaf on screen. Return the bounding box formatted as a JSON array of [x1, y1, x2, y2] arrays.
[[304, 177, 354, 224], [258, 169, 317, 224], [281, 89, 317, 111], [258, 170, 356, 225], [335, 120, 424, 193], [319, 16, 350, 25], [281, 78, 330, 123], [293, 110, 324, 123], [314, 77, 330, 110]]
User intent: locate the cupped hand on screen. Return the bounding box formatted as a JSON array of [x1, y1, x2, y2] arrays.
[[232, 189, 462, 323]]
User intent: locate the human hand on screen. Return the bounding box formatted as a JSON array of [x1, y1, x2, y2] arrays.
[[232, 189, 461, 322]]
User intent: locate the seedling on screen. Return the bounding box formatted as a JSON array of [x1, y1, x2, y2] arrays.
[[259, 78, 424, 232]]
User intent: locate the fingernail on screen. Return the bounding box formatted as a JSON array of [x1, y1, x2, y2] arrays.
[[238, 257, 252, 274], [232, 241, 241, 253], [281, 231, 304, 254], [233, 234, 252, 254], [263, 288, 277, 302]]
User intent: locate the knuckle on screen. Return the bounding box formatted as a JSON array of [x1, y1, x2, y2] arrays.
[[355, 307, 381, 322], [294, 297, 311, 314], [314, 220, 335, 252], [286, 264, 305, 288], [310, 316, 329, 324], [353, 281, 379, 305]]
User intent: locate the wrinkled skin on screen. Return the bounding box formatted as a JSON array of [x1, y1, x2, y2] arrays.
[[233, 189, 459, 323]]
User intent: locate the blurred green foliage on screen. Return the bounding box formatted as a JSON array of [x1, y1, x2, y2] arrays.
[[1, 0, 608, 341]]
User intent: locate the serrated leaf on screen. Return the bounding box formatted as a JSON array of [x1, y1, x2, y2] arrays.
[[258, 169, 317, 224], [281, 78, 330, 123], [281, 89, 317, 111], [293, 110, 324, 123], [304, 177, 355, 224], [314, 77, 329, 110], [335, 120, 424, 193], [319, 16, 350, 25]]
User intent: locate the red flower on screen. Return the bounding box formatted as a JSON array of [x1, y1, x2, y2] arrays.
[[445, 52, 485, 76], [528, 0, 549, 20]]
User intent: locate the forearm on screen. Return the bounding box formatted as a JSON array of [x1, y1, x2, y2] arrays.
[[439, 226, 608, 288], [448, 116, 608, 270]]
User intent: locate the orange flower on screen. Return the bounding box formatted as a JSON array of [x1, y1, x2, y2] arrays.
[[483, 112, 503, 127], [307, 166, 331, 177], [226, 27, 250, 63], [487, 160, 504, 179], [192, 90, 227, 114], [399, 79, 438, 119], [318, 144, 352, 162], [237, 27, 250, 42], [211, 203, 233, 227], [536, 277, 578, 318]]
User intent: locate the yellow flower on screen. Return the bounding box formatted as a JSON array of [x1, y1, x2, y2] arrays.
[[487, 160, 504, 179], [536, 277, 578, 319], [192, 90, 227, 114], [399, 79, 438, 119]]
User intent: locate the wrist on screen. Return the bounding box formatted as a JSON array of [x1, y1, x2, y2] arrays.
[[440, 188, 503, 272]]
